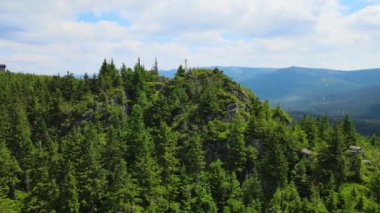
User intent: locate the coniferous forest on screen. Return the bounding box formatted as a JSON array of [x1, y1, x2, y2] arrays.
[[0, 60, 379, 212]]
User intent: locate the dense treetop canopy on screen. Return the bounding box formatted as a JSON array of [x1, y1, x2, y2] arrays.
[[0, 60, 379, 212]]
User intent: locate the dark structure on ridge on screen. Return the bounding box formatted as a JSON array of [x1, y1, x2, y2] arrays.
[[0, 64, 6, 72]]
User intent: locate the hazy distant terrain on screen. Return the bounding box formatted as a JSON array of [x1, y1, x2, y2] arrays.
[[161, 66, 380, 135]]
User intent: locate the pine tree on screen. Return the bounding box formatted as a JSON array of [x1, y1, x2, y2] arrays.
[[59, 164, 79, 213], [342, 115, 357, 146], [324, 176, 339, 211], [181, 131, 205, 178], [61, 71, 78, 101], [369, 171, 380, 203], [98, 59, 121, 90], [300, 115, 319, 147], [75, 125, 107, 212], [120, 63, 133, 95], [258, 125, 289, 199], [131, 59, 147, 100], [110, 59, 122, 88], [292, 159, 311, 198], [0, 141, 21, 199], [23, 166, 59, 212], [6, 101, 35, 192], [98, 59, 110, 91], [316, 125, 350, 185], [208, 160, 230, 209], [223, 172, 245, 213], [316, 115, 331, 142], [175, 65, 186, 77], [151, 57, 159, 74], [226, 115, 247, 175], [241, 172, 263, 211], [104, 159, 139, 212], [191, 181, 218, 213], [270, 182, 302, 212], [306, 186, 329, 213], [155, 122, 180, 203], [128, 104, 162, 208]]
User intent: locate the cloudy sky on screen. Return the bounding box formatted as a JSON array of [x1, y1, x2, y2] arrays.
[[1, 0, 380, 74]]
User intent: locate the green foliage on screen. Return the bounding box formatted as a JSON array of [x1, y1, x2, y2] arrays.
[[155, 122, 181, 205], [0, 141, 20, 198], [0, 62, 378, 212], [59, 167, 79, 213], [98, 59, 122, 90], [316, 124, 351, 186], [369, 171, 380, 203], [292, 159, 311, 198], [226, 115, 248, 174], [270, 182, 303, 212], [181, 131, 206, 178], [207, 160, 242, 210], [258, 125, 289, 198], [241, 172, 263, 211], [104, 159, 139, 212], [175, 65, 186, 78]]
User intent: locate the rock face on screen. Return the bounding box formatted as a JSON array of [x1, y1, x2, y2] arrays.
[[346, 145, 373, 165], [301, 148, 312, 157], [348, 145, 362, 154], [223, 103, 240, 121]]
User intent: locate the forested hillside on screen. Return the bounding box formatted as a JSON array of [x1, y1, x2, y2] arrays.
[[161, 66, 380, 135], [0, 60, 379, 212]]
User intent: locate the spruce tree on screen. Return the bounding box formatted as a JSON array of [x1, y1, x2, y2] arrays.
[[6, 101, 35, 192], [181, 131, 205, 178], [128, 104, 162, 208], [0, 141, 21, 200], [104, 159, 139, 212], [175, 65, 186, 77], [343, 115, 357, 146], [317, 125, 350, 185], [75, 125, 107, 212], [151, 57, 159, 74], [226, 115, 247, 175], [59, 164, 79, 213], [155, 122, 180, 203], [241, 172, 263, 211]]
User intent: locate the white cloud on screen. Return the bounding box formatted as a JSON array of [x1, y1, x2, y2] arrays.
[[0, 0, 379, 74]]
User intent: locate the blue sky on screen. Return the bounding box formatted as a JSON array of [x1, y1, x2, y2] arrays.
[[0, 0, 380, 74], [77, 12, 131, 27], [341, 0, 378, 12]]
